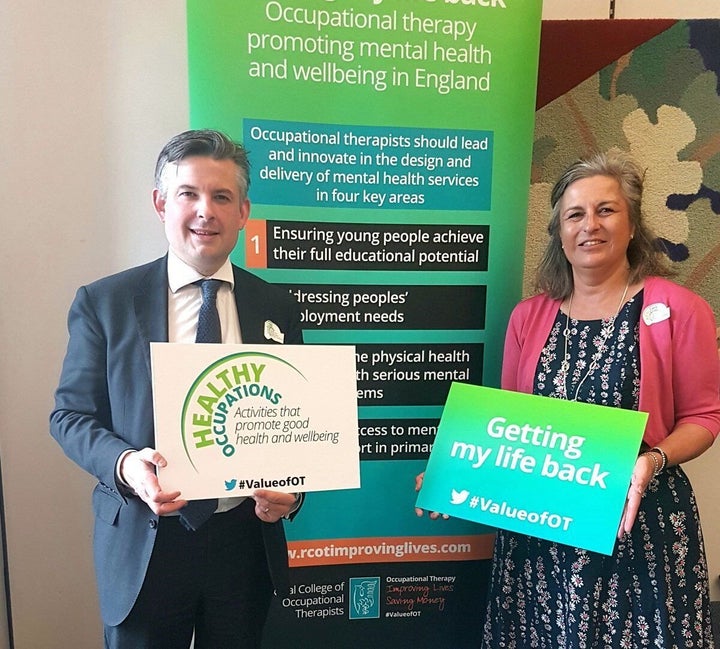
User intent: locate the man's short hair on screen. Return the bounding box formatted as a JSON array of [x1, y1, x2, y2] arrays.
[[154, 129, 250, 199]]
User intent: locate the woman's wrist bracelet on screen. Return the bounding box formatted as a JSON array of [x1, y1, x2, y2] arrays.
[[649, 446, 668, 473], [642, 451, 660, 477]]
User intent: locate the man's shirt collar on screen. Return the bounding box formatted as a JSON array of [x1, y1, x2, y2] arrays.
[[167, 249, 235, 293]]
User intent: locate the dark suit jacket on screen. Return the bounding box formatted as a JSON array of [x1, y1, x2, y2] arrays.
[[50, 256, 303, 626]]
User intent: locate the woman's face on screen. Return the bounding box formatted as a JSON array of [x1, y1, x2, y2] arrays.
[[558, 175, 634, 276]]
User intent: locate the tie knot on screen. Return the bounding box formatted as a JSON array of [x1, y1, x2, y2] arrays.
[[196, 279, 223, 303]]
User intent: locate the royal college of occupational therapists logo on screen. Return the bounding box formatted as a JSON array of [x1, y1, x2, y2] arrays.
[[349, 577, 381, 620]]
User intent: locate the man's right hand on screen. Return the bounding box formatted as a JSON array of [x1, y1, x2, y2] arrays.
[[119, 448, 187, 515]]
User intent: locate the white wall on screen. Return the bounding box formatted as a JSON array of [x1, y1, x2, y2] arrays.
[[0, 3, 187, 646], [542, 0, 720, 19], [615, 0, 720, 18], [1, 1, 718, 647]]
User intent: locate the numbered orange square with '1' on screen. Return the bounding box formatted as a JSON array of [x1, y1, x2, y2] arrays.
[[245, 220, 267, 268]]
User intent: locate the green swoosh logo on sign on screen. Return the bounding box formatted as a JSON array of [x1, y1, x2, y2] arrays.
[[180, 351, 307, 471]]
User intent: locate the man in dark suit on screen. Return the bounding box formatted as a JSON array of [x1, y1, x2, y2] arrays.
[[50, 130, 303, 649]]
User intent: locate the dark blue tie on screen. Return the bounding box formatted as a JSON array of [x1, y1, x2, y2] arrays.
[[179, 279, 223, 531], [194, 279, 223, 344]]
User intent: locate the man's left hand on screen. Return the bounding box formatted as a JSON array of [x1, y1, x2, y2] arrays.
[[253, 490, 299, 522]]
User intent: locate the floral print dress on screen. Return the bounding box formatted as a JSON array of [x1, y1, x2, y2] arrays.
[[481, 292, 715, 648]]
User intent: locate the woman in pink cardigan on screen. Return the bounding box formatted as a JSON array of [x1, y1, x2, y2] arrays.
[[481, 150, 720, 647], [416, 151, 720, 649]]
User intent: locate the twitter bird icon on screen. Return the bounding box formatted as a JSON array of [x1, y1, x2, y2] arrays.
[[450, 489, 470, 505]]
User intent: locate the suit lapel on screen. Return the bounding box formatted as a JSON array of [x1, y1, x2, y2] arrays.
[[134, 257, 169, 376]]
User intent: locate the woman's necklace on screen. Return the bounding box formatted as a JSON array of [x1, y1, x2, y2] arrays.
[[560, 280, 630, 401]]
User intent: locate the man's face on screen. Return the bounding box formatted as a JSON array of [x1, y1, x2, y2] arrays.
[[153, 156, 249, 276]]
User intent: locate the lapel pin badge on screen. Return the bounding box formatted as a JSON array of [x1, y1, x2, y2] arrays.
[[264, 320, 285, 343], [642, 303, 670, 326]]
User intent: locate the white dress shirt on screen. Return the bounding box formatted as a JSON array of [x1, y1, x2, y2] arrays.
[[166, 250, 242, 345]]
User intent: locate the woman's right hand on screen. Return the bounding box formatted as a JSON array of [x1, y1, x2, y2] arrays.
[[414, 472, 449, 520]]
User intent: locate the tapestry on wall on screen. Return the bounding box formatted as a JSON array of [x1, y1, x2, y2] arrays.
[[527, 19, 720, 323]]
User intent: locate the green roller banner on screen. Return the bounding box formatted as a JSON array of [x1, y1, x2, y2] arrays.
[[187, 1, 542, 646]]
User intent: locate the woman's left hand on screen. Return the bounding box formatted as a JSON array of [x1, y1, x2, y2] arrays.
[[617, 453, 655, 538]]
